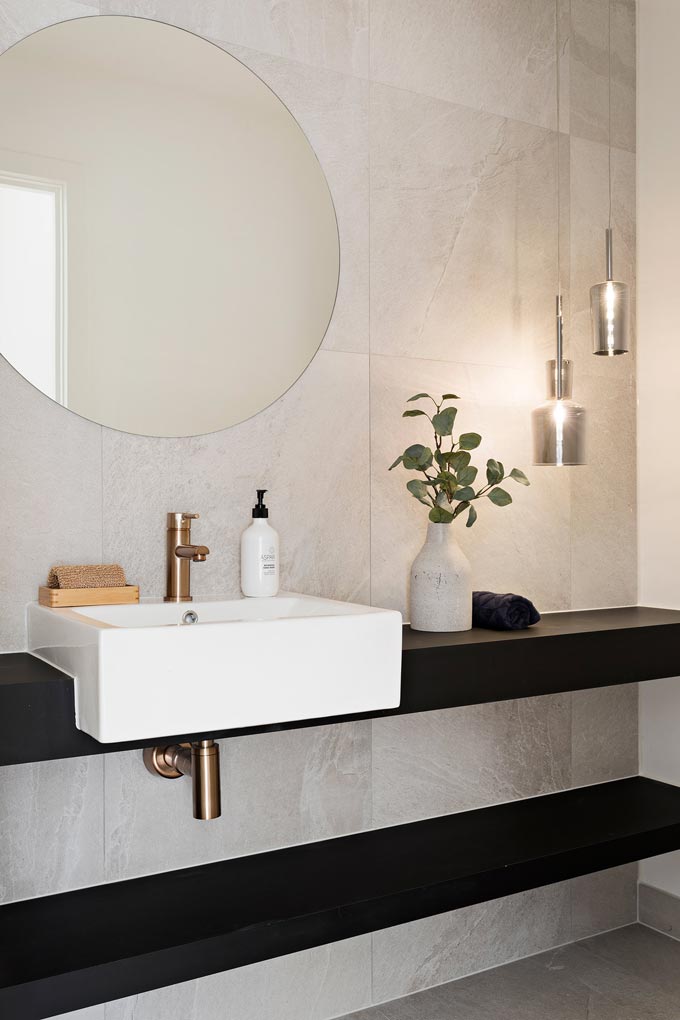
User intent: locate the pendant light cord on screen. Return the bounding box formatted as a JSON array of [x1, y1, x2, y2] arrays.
[[555, 0, 561, 300], [555, 0, 563, 398], [608, 0, 612, 229]]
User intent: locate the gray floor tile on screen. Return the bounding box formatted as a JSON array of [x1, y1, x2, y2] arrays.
[[342, 1012, 390, 1020], [357, 924, 680, 1020], [574, 925, 680, 1008]]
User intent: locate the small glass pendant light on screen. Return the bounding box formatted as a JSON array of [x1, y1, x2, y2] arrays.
[[532, 297, 586, 466], [590, 0, 630, 356], [590, 231, 630, 356], [531, 0, 586, 466]]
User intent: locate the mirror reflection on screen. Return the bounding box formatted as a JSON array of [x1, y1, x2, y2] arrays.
[[0, 16, 339, 436]]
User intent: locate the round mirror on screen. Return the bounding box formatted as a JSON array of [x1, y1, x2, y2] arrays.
[[0, 17, 339, 436]]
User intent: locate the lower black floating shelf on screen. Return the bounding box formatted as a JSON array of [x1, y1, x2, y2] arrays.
[[3, 776, 680, 1019]]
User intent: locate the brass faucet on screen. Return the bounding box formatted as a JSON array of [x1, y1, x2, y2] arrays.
[[165, 512, 209, 602]]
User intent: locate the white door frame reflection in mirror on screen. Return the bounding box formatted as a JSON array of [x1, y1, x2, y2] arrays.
[[0, 17, 339, 437], [0, 171, 67, 404]]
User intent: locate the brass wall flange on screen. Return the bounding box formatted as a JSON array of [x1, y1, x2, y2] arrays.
[[143, 740, 221, 820]]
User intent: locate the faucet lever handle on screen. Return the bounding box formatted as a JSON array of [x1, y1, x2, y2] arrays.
[[166, 511, 200, 529]]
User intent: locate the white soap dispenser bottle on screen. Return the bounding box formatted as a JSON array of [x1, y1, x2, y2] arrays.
[[241, 489, 279, 597]]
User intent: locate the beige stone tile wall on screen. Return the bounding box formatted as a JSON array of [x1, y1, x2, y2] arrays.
[[0, 1, 638, 1017]]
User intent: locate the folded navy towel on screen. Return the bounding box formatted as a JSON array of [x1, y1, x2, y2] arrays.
[[472, 591, 541, 631]]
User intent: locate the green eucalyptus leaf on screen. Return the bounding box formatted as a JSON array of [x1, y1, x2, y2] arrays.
[[407, 392, 432, 402], [402, 409, 428, 418], [406, 479, 431, 506], [456, 465, 478, 487], [488, 487, 512, 507], [441, 393, 460, 401], [402, 444, 433, 470], [388, 455, 403, 471], [404, 444, 427, 459], [452, 500, 470, 518], [429, 505, 454, 524], [454, 486, 476, 501], [486, 458, 503, 485], [432, 406, 457, 436], [459, 432, 482, 450], [448, 450, 471, 471], [466, 505, 478, 528], [510, 467, 530, 486]]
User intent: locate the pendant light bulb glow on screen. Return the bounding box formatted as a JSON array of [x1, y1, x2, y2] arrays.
[[532, 297, 586, 467], [590, 228, 630, 356]]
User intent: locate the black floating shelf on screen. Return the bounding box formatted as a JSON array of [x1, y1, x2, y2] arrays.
[[3, 776, 680, 1019], [2, 606, 680, 766]]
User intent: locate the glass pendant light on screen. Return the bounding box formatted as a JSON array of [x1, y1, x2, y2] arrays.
[[532, 0, 586, 466], [532, 297, 586, 466], [590, 0, 630, 356]]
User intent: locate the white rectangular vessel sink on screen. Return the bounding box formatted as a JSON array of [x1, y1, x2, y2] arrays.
[[28, 594, 402, 743]]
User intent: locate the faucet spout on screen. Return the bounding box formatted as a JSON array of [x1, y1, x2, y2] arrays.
[[175, 544, 210, 562]]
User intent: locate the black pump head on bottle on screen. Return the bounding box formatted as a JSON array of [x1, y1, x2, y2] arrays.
[[253, 489, 269, 518]]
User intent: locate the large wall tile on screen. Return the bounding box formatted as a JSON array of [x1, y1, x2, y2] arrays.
[[571, 684, 638, 786], [370, 354, 571, 617], [571, 863, 637, 940], [372, 695, 571, 827], [370, 0, 557, 130], [0, 360, 102, 651], [105, 981, 195, 1020], [54, 1007, 106, 1020], [102, 350, 369, 604], [569, 373, 637, 608], [0, 0, 98, 52], [639, 882, 680, 939], [99, 0, 368, 78], [105, 722, 371, 881], [566, 138, 636, 607], [370, 868, 637, 1007], [0, 756, 104, 902], [370, 84, 556, 369], [223, 45, 369, 355], [611, 0, 636, 153], [105, 937, 371, 1020], [569, 0, 635, 152], [372, 882, 571, 1001]]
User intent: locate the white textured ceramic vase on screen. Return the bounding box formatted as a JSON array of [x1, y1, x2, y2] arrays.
[[409, 522, 472, 633]]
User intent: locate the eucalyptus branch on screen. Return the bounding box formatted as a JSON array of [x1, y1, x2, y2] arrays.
[[389, 393, 530, 527]]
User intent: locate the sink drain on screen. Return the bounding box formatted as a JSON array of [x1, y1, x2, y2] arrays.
[[181, 610, 199, 625]]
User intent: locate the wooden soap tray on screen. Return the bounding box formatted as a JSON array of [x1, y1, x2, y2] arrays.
[[38, 585, 140, 608]]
